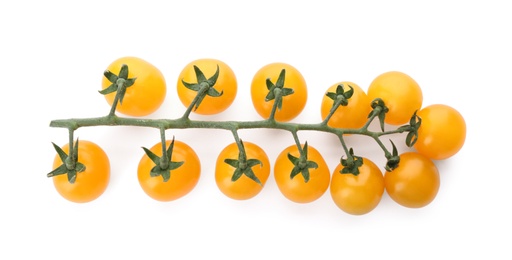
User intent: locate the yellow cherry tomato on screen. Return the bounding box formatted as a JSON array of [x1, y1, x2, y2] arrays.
[[137, 140, 201, 202], [274, 144, 330, 203], [52, 140, 110, 203], [215, 142, 271, 200], [384, 152, 440, 208], [330, 158, 384, 215], [177, 58, 237, 115], [321, 81, 371, 129], [251, 62, 307, 122], [414, 104, 466, 160], [101, 56, 166, 117], [367, 71, 422, 125]]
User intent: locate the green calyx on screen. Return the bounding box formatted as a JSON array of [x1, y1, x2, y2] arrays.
[[142, 137, 184, 182], [265, 69, 294, 110], [224, 140, 263, 185], [99, 64, 137, 104], [368, 98, 389, 132], [385, 140, 400, 172], [340, 148, 363, 176], [398, 111, 422, 147], [287, 142, 318, 183], [181, 65, 223, 111], [326, 84, 354, 107], [47, 139, 85, 184]]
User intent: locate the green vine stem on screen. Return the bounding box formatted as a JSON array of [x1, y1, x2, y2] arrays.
[[49, 64, 421, 183]]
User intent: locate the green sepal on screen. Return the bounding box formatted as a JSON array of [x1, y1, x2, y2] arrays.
[[224, 158, 239, 168], [207, 87, 223, 97], [99, 83, 117, 95], [289, 166, 302, 180], [246, 158, 262, 168], [281, 87, 294, 97], [231, 168, 244, 182], [265, 79, 276, 101], [193, 65, 207, 83], [343, 85, 354, 99], [181, 80, 201, 91], [206, 65, 220, 87], [47, 164, 68, 178], [103, 70, 118, 84], [52, 142, 68, 163], [287, 153, 299, 164], [124, 78, 136, 88], [118, 64, 129, 79], [326, 92, 337, 101], [142, 147, 161, 165], [275, 69, 286, 88]]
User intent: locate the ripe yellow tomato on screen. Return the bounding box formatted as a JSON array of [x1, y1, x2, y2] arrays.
[[137, 140, 201, 202], [52, 141, 110, 203], [414, 104, 466, 160], [367, 71, 422, 125], [321, 81, 371, 129], [177, 58, 237, 115], [384, 152, 440, 208], [274, 144, 330, 203], [101, 56, 166, 117], [215, 142, 271, 200], [330, 158, 384, 215], [251, 62, 307, 122]]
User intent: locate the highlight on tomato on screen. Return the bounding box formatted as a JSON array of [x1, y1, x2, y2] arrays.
[[414, 104, 466, 160], [101, 56, 166, 117], [274, 143, 330, 203], [330, 157, 384, 215], [367, 71, 422, 125], [215, 141, 271, 200], [177, 58, 237, 115], [137, 138, 201, 202], [384, 152, 440, 208], [251, 62, 307, 122], [49, 140, 110, 203], [321, 81, 371, 129]]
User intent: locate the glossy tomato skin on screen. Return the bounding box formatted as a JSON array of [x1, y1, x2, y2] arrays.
[[384, 152, 440, 208], [138, 140, 201, 202], [215, 142, 271, 200], [330, 158, 384, 215], [251, 63, 307, 122], [101, 56, 166, 117], [274, 144, 330, 203], [177, 58, 237, 115], [321, 81, 371, 129], [52, 141, 110, 203], [367, 71, 422, 125], [414, 104, 466, 160]]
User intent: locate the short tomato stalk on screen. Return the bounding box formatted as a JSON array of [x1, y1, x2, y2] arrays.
[[48, 64, 421, 183]]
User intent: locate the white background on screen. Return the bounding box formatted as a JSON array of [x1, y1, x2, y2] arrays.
[[1, 1, 511, 259]]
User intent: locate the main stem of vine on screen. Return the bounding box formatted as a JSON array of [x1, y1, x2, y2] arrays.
[[49, 113, 406, 158]]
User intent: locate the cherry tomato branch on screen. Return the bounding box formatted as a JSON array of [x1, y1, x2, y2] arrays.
[[49, 111, 413, 148], [47, 57, 466, 216]]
